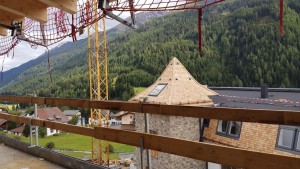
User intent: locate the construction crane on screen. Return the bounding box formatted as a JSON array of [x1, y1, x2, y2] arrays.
[[0, 0, 285, 167], [87, 0, 110, 165]]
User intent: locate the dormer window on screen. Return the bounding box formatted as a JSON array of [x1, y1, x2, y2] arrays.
[[276, 125, 300, 154], [47, 117, 54, 121], [55, 115, 61, 119], [216, 120, 242, 139]]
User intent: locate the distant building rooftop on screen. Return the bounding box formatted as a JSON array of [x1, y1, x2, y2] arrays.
[[209, 87, 300, 111], [38, 107, 68, 123], [0, 119, 7, 126], [63, 110, 80, 116]]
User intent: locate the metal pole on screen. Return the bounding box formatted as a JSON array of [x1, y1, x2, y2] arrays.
[[30, 124, 33, 146], [145, 113, 151, 169], [140, 138, 144, 169], [34, 94, 38, 146]]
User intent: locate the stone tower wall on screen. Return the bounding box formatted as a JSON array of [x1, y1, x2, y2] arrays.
[[135, 112, 206, 169]]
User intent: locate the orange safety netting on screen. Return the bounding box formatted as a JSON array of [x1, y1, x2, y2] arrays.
[[0, 0, 225, 56], [2, 0, 287, 57]]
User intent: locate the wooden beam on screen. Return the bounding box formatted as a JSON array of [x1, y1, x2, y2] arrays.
[[0, 27, 7, 36], [0, 112, 299, 169], [94, 127, 300, 169], [38, 0, 77, 14], [0, 112, 9, 120], [0, 95, 300, 125], [0, 9, 25, 27], [44, 121, 94, 136], [0, 0, 47, 23]]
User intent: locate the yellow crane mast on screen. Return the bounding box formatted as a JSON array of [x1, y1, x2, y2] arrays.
[[87, 0, 110, 165]]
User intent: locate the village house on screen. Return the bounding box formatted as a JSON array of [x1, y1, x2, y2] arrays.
[[63, 110, 82, 125], [0, 119, 7, 130], [132, 57, 218, 169], [113, 111, 135, 125], [63, 110, 81, 120], [133, 57, 300, 169], [37, 107, 68, 136], [109, 111, 135, 131], [204, 87, 300, 169], [9, 125, 25, 136]]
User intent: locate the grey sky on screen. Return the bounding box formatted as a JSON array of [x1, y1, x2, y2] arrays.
[[1, 12, 129, 72]]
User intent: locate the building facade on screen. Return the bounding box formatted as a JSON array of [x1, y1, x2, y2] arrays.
[[205, 88, 300, 169], [37, 107, 68, 136], [133, 57, 218, 169]]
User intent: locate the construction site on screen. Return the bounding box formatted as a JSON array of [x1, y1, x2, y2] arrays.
[[0, 0, 300, 169]]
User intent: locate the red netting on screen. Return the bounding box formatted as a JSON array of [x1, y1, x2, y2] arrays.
[[0, 0, 231, 56]]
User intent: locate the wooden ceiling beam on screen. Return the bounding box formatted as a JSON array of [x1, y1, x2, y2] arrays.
[[0, 10, 25, 25], [0, 9, 24, 36], [38, 0, 77, 14], [0, 27, 7, 36], [0, 0, 48, 23]]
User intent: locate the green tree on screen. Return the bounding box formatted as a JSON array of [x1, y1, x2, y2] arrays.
[[7, 121, 17, 130], [45, 142, 55, 149], [39, 127, 47, 138], [22, 125, 30, 137], [68, 116, 79, 125]]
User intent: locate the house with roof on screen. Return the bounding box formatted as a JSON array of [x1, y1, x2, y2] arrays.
[[132, 57, 218, 169], [63, 110, 82, 125], [204, 87, 300, 169], [37, 107, 68, 136], [108, 111, 135, 131], [63, 110, 81, 120], [0, 119, 7, 130], [9, 125, 25, 136], [113, 111, 135, 125]]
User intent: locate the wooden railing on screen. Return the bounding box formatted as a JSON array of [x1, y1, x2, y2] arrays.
[[0, 95, 299, 169]]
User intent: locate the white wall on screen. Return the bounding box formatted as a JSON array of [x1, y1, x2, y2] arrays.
[[208, 162, 221, 169], [121, 113, 134, 125], [46, 128, 59, 136]]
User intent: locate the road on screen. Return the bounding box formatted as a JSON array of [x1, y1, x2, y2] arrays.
[[0, 143, 65, 169]]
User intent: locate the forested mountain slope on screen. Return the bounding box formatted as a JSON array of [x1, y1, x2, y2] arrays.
[[1, 0, 299, 100]]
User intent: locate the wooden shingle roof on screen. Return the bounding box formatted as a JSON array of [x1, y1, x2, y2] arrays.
[[131, 57, 218, 105]]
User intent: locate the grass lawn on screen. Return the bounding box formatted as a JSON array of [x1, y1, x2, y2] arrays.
[[134, 87, 147, 95], [1, 131, 134, 160], [0, 104, 17, 111]]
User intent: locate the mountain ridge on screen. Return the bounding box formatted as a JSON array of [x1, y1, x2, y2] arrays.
[[0, 11, 166, 88], [1, 0, 300, 100]]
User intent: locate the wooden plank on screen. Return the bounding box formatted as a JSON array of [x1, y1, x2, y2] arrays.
[[89, 100, 140, 112], [31, 118, 45, 127], [0, 113, 9, 120], [8, 96, 31, 104], [0, 27, 7, 36], [6, 114, 19, 123], [38, 0, 77, 14], [0, 0, 47, 23], [44, 121, 93, 136], [95, 127, 300, 169], [0, 113, 93, 137], [0, 96, 300, 125], [0, 9, 25, 32], [0, 112, 299, 169], [45, 97, 90, 108], [32, 97, 46, 105], [19, 116, 31, 124]]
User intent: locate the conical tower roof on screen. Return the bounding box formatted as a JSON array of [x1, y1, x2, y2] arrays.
[[130, 57, 218, 105]]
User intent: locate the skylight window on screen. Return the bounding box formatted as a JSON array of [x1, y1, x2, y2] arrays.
[[149, 84, 167, 96]]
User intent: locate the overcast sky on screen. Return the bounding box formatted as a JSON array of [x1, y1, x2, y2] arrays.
[[0, 12, 129, 72]]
